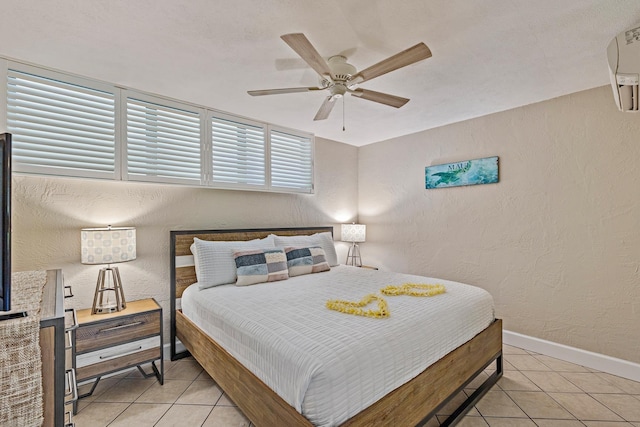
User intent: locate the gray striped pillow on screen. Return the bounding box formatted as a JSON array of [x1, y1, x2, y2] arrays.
[[285, 246, 330, 277], [271, 232, 338, 267], [233, 248, 289, 286]]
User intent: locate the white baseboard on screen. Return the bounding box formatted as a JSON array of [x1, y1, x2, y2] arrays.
[[503, 330, 640, 382]]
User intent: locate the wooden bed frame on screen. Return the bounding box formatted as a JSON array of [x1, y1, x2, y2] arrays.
[[170, 227, 503, 427]]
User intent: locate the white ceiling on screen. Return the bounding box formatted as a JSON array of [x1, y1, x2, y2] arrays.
[[2, 1, 640, 146]]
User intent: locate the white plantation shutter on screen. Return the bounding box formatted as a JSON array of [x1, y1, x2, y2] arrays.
[[126, 97, 202, 184], [4, 62, 314, 193], [270, 128, 313, 192], [7, 68, 116, 178], [210, 115, 265, 187]]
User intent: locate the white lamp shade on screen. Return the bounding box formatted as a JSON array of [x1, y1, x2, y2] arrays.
[[81, 227, 136, 265], [341, 223, 366, 243]]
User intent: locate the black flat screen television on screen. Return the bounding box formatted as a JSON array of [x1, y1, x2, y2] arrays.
[[0, 133, 10, 312]]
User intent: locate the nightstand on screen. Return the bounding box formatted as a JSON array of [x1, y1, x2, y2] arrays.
[[73, 298, 163, 404]]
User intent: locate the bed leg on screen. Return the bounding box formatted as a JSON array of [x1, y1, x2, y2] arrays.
[[172, 310, 192, 361], [436, 352, 503, 427]]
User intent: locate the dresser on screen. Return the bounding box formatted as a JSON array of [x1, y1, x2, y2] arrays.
[[40, 269, 77, 427]]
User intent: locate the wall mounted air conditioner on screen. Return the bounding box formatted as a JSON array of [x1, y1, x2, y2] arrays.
[[607, 24, 640, 111]]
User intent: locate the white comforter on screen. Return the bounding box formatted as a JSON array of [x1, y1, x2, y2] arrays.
[[181, 265, 494, 427]]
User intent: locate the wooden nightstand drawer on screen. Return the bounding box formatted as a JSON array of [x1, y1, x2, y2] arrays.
[[76, 336, 160, 381], [77, 335, 160, 366], [76, 310, 160, 353]]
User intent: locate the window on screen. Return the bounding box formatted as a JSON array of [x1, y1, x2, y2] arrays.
[[3, 61, 314, 193], [210, 115, 265, 188], [270, 128, 313, 193], [125, 96, 202, 184], [7, 68, 116, 179]]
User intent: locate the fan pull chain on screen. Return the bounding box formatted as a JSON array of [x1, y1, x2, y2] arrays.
[[342, 95, 346, 131]]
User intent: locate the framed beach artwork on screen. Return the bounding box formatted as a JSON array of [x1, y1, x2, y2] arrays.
[[425, 156, 499, 189]]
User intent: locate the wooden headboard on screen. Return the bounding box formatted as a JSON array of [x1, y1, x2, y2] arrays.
[[169, 226, 333, 359]]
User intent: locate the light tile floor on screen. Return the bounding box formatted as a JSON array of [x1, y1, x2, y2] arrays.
[[73, 345, 640, 427]]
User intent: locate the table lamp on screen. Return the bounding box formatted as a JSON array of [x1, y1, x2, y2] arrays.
[[341, 223, 366, 267], [81, 226, 136, 314]]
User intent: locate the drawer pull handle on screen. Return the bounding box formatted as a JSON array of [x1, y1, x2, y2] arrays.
[[99, 346, 142, 360], [65, 330, 74, 351], [99, 321, 143, 333], [64, 368, 78, 403], [64, 409, 75, 427], [64, 285, 74, 298], [65, 308, 78, 332]]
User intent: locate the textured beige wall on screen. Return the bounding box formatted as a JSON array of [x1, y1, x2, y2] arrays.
[[11, 137, 359, 340], [358, 86, 640, 364], [10, 86, 640, 364]]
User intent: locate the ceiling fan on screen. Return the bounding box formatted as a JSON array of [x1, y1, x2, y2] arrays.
[[248, 33, 432, 121]]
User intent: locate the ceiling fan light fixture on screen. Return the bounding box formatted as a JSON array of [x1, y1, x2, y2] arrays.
[[330, 83, 347, 97], [248, 33, 431, 121], [327, 55, 357, 81]]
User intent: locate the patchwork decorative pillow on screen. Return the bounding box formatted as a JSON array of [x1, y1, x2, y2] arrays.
[[285, 246, 331, 277], [271, 232, 339, 267], [234, 248, 289, 286], [191, 236, 275, 289]]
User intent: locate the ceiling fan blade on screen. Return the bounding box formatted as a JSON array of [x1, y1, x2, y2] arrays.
[[247, 87, 324, 96], [353, 43, 432, 83], [314, 96, 337, 121], [281, 33, 335, 80], [351, 89, 409, 108]]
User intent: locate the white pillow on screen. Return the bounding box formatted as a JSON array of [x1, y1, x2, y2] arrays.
[[271, 232, 338, 267], [191, 236, 275, 289]]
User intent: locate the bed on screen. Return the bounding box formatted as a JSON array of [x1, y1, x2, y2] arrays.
[[170, 226, 502, 427]]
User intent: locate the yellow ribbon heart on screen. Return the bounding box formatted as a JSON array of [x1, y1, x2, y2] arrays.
[[381, 283, 446, 297], [326, 293, 390, 318]]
